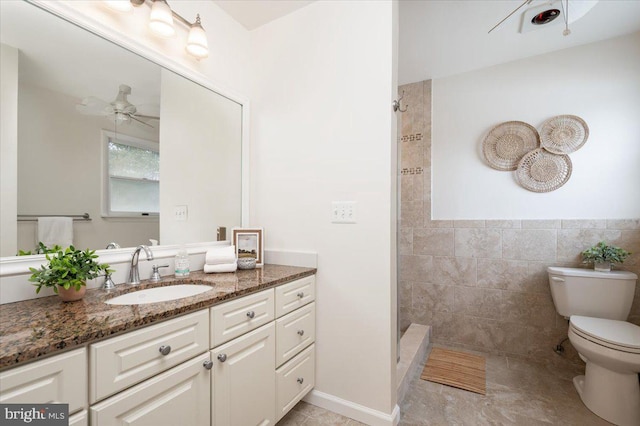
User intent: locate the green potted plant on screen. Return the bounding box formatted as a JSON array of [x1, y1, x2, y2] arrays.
[[581, 241, 631, 272], [29, 246, 113, 302]]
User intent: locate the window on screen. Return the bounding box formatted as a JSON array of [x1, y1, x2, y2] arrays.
[[103, 132, 159, 217]]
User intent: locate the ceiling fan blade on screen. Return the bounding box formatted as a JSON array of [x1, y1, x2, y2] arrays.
[[488, 0, 534, 34], [135, 114, 160, 121], [129, 115, 154, 128], [76, 96, 110, 115]]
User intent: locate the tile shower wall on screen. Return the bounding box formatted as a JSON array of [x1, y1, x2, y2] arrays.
[[398, 80, 640, 362]]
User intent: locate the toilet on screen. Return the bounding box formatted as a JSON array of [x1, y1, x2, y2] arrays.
[[548, 267, 640, 426]]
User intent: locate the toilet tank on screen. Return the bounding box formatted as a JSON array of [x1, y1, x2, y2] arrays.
[[547, 267, 637, 321]]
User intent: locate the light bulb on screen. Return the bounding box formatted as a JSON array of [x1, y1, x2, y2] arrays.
[[103, 1, 133, 13], [149, 0, 175, 37], [186, 15, 209, 59]]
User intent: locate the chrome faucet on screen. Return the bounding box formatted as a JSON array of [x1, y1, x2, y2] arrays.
[[105, 242, 120, 249], [127, 245, 154, 285]]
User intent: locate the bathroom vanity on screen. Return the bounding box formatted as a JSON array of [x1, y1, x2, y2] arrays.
[[0, 265, 316, 425]]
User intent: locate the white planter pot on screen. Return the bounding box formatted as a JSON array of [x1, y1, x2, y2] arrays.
[[594, 262, 611, 272]]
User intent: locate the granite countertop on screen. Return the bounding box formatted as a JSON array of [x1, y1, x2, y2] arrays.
[[0, 264, 316, 370]]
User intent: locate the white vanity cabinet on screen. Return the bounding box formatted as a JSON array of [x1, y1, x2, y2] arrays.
[[0, 273, 316, 426], [0, 347, 87, 415]]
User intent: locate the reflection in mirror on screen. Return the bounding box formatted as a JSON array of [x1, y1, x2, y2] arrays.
[[0, 1, 242, 257]]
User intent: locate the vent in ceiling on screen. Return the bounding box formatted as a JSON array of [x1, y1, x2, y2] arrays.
[[520, 0, 599, 34]]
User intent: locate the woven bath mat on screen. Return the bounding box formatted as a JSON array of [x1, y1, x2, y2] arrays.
[[420, 347, 486, 395]]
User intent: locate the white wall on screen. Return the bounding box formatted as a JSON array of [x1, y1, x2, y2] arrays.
[[249, 1, 398, 423], [1, 44, 19, 256], [16, 84, 159, 253], [160, 69, 242, 245], [432, 32, 640, 219]]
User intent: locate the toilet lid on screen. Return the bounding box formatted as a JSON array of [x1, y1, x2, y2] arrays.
[[571, 315, 640, 352]]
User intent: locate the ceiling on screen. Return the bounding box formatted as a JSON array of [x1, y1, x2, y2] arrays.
[[213, 0, 315, 30], [211, 0, 640, 84], [399, 0, 640, 84]]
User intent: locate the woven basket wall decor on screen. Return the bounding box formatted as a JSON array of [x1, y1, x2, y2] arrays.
[[482, 121, 540, 171], [539, 115, 589, 154], [515, 148, 572, 193]]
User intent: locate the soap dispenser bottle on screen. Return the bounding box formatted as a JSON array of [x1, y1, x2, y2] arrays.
[[175, 247, 190, 277]]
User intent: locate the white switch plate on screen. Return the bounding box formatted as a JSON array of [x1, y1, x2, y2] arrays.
[[331, 201, 356, 224], [174, 205, 188, 222]]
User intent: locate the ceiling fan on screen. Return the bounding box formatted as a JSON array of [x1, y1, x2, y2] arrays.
[[76, 84, 160, 127], [488, 0, 599, 35]]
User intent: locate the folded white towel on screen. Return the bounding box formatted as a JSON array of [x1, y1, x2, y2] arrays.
[[205, 246, 236, 265], [38, 217, 73, 248], [204, 262, 237, 273]]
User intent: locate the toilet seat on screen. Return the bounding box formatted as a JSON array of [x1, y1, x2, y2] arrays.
[[570, 315, 640, 354]]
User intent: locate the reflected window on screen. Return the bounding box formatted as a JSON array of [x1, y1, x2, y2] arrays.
[[103, 132, 159, 216]]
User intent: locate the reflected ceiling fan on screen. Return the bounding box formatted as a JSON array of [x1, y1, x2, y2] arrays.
[[76, 84, 159, 127]]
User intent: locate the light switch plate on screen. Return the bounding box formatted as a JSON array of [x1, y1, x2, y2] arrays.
[[174, 205, 188, 222], [331, 201, 356, 224]]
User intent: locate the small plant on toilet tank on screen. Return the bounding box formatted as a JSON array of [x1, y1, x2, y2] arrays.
[[581, 241, 631, 272]]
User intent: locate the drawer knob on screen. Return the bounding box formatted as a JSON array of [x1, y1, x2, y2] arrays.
[[246, 311, 255, 319], [297, 292, 304, 298], [297, 377, 304, 384], [297, 329, 305, 336], [217, 353, 227, 362], [203, 360, 213, 370], [158, 345, 171, 356]]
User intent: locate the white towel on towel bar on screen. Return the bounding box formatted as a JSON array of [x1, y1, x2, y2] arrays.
[[38, 217, 73, 248]]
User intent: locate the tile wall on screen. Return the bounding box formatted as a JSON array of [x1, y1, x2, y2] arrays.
[[398, 80, 640, 363]]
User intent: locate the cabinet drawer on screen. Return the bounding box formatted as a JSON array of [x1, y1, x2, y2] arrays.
[[276, 302, 315, 367], [0, 348, 86, 414], [89, 309, 209, 403], [275, 276, 315, 318], [275, 344, 315, 422], [210, 288, 274, 347], [90, 353, 211, 426]]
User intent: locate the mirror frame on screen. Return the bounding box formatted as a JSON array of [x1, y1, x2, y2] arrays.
[[0, 0, 249, 276]]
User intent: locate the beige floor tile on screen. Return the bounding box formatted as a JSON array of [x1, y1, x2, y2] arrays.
[[282, 346, 614, 425]]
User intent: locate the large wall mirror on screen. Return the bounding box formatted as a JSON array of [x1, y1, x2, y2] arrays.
[[0, 1, 243, 258]]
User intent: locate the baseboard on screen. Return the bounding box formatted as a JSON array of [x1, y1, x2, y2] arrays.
[[304, 389, 400, 426]]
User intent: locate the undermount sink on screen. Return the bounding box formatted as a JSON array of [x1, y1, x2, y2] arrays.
[[106, 284, 213, 305]]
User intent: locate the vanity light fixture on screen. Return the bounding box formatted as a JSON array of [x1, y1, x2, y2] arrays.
[[102, 0, 209, 59], [149, 0, 175, 37], [103, 1, 133, 13], [186, 15, 209, 59]]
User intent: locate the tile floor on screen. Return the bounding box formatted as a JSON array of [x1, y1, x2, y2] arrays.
[[279, 344, 614, 425]]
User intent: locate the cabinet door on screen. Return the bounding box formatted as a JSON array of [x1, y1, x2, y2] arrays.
[[211, 322, 275, 426], [90, 353, 210, 426], [210, 288, 274, 347], [69, 410, 88, 426], [275, 302, 315, 367], [0, 348, 86, 414]]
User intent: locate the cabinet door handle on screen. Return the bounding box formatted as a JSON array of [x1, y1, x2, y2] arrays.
[[217, 353, 227, 362], [297, 292, 304, 298], [203, 360, 213, 370], [158, 345, 171, 356], [246, 311, 255, 319], [297, 329, 305, 336], [297, 378, 304, 384]]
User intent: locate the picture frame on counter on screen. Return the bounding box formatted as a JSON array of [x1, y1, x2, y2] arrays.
[[232, 227, 264, 267]]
